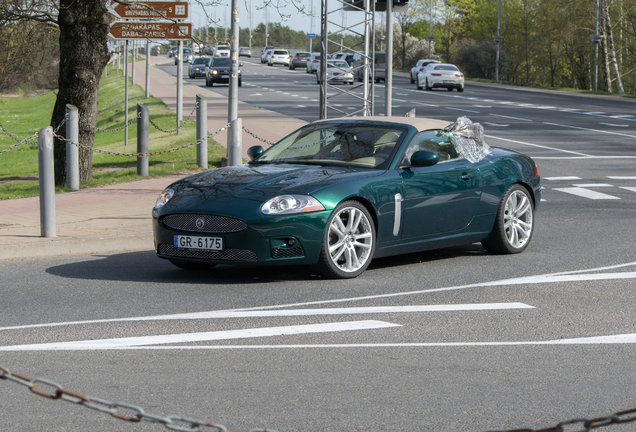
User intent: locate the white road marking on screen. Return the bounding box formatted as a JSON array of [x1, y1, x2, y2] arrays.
[[0, 321, 401, 351], [0, 304, 534, 331], [608, 176, 636, 180], [252, 93, 262, 96], [296, 105, 307, 108], [553, 187, 620, 200], [610, 114, 635, 119], [490, 114, 532, 122], [485, 135, 592, 157], [483, 122, 509, 127], [572, 183, 613, 187], [621, 187, 636, 193], [545, 176, 582, 181], [447, 107, 479, 113], [544, 122, 636, 138], [600, 123, 629, 127]]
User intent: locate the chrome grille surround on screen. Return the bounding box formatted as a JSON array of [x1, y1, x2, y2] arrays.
[[158, 244, 257, 261], [162, 214, 247, 233]]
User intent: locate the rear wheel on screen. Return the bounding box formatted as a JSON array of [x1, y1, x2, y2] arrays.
[[314, 201, 376, 279], [447, 87, 453, 91], [458, 86, 464, 92], [425, 79, 432, 90], [410, 74, 415, 84], [482, 184, 535, 254]]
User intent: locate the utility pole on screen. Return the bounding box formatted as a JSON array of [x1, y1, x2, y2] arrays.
[[427, 0, 434, 59], [493, 0, 503, 81], [385, 2, 393, 116], [228, 0, 241, 166], [591, 0, 603, 91]]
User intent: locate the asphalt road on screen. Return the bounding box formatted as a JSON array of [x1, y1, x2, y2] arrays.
[[1, 57, 636, 432]]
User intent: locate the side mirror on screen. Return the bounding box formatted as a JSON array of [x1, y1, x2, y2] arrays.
[[410, 150, 439, 167], [247, 145, 264, 160]]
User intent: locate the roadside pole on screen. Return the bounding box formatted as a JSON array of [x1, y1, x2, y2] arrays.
[[385, 3, 393, 117], [125, 39, 129, 146], [196, 94, 208, 169], [137, 103, 149, 176], [38, 126, 55, 238], [145, 39, 150, 98], [177, 40, 183, 135], [65, 104, 79, 191], [228, 0, 241, 165], [131, 40, 136, 86]]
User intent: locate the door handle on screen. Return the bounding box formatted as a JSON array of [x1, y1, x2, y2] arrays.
[[461, 173, 474, 181]]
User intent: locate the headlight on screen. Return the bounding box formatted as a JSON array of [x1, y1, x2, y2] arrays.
[[154, 188, 174, 212], [212, 70, 218, 75], [261, 195, 325, 215]]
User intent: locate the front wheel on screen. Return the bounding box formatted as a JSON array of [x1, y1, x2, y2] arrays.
[[482, 184, 535, 254], [314, 201, 376, 279]]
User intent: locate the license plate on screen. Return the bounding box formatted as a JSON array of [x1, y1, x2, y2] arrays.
[[174, 235, 224, 251], [443, 80, 455, 83]]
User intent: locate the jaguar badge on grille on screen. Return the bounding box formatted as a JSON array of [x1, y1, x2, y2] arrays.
[[195, 217, 206, 229]]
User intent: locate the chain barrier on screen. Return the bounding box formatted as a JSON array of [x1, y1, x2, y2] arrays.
[[490, 408, 636, 432], [149, 103, 199, 134], [83, 111, 141, 133], [242, 126, 274, 147], [0, 116, 68, 156], [0, 364, 275, 432], [52, 123, 231, 158]]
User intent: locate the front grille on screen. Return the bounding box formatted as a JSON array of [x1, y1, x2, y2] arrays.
[[271, 246, 304, 259], [158, 244, 257, 261], [162, 214, 247, 233]]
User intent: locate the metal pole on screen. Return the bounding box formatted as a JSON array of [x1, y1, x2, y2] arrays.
[[117, 40, 121, 74], [362, 0, 371, 116], [428, 0, 433, 59], [230, 118, 242, 166], [145, 39, 150, 98], [131, 40, 136, 85], [197, 94, 208, 169], [309, 0, 314, 53], [594, 0, 600, 91], [228, 0, 240, 164], [38, 126, 55, 238], [125, 39, 129, 146], [137, 103, 149, 176], [319, 0, 328, 119], [495, 0, 501, 82], [177, 40, 183, 134], [385, 3, 393, 117], [65, 104, 79, 191]]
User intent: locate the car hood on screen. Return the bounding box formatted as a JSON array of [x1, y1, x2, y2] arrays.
[[162, 164, 381, 212]]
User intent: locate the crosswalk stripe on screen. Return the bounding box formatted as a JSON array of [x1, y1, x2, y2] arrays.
[[553, 187, 620, 200]]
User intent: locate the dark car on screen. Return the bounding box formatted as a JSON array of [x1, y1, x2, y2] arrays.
[[188, 57, 212, 79], [152, 116, 540, 279], [205, 56, 242, 87], [289, 51, 311, 70]]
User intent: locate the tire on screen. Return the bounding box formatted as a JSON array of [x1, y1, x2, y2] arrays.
[[314, 201, 376, 279], [410, 74, 415, 84], [482, 184, 535, 254], [290, 64, 294, 70], [416, 80, 422, 90], [425, 79, 432, 91], [447, 87, 453, 91], [238, 79, 242, 87], [205, 77, 210, 87], [169, 260, 217, 270], [458, 86, 464, 93]]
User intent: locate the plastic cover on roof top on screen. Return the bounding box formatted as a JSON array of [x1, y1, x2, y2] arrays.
[[442, 116, 491, 163]]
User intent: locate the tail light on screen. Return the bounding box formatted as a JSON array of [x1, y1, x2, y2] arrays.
[[456, 73, 464, 77], [294, 57, 299, 60], [431, 73, 441, 76], [535, 163, 539, 177]]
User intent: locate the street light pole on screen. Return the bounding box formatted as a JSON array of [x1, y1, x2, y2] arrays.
[[493, 0, 503, 81], [427, 0, 434, 59], [591, 0, 603, 91]]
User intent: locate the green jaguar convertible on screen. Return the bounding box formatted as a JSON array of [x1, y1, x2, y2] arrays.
[[152, 116, 540, 278]]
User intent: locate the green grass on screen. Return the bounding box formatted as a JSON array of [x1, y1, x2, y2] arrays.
[[0, 73, 227, 199], [465, 77, 636, 98]]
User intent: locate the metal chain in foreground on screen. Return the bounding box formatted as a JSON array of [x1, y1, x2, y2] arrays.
[[52, 123, 231, 158], [0, 364, 275, 432], [242, 126, 274, 146], [0, 115, 67, 155], [489, 408, 636, 432], [91, 112, 141, 133]]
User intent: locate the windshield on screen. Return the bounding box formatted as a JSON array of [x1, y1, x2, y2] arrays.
[[212, 57, 230, 67], [183, 48, 192, 54], [435, 65, 459, 71], [329, 61, 349, 69], [193, 58, 208, 64], [251, 123, 406, 168]]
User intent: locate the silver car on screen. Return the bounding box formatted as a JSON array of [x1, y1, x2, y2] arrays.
[[268, 49, 291, 66], [417, 63, 465, 92], [306, 52, 321, 74], [315, 60, 354, 85]]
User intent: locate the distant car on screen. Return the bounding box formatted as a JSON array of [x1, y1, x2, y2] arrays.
[[239, 47, 251, 57], [351, 51, 385, 82], [260, 46, 275, 63], [168, 46, 177, 57], [268, 49, 291, 66], [213, 49, 230, 58], [417, 63, 465, 92], [261, 49, 273, 65], [174, 47, 193, 64], [289, 52, 310, 70], [306, 52, 321, 74], [152, 117, 540, 279], [410, 59, 440, 84], [205, 56, 242, 87], [316, 59, 354, 85], [331, 52, 354, 65], [188, 56, 212, 79]]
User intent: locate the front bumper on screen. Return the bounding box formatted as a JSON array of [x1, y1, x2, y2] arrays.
[[153, 210, 329, 266]]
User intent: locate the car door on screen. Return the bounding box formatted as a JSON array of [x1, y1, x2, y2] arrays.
[[398, 130, 481, 238]]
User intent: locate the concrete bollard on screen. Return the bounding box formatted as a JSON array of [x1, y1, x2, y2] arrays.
[[137, 103, 149, 176], [38, 126, 56, 237], [65, 104, 79, 191], [196, 94, 208, 169]]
